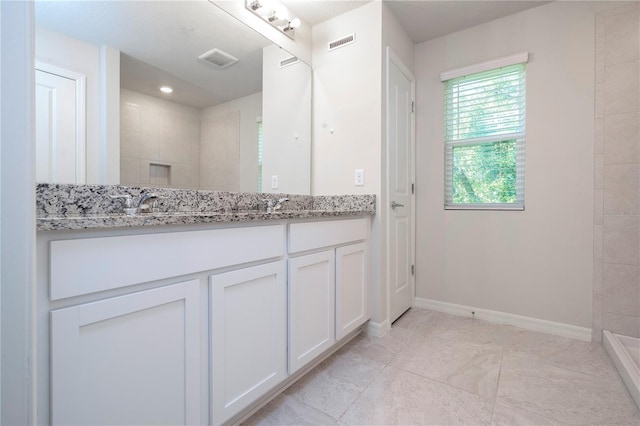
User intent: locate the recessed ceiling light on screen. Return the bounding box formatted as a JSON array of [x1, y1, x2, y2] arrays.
[[160, 86, 173, 93]]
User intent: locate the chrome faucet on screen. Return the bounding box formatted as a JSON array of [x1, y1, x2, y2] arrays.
[[109, 194, 137, 215], [273, 197, 289, 212], [137, 192, 160, 213], [262, 197, 289, 214]]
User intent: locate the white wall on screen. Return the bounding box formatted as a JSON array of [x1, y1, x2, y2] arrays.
[[310, 2, 413, 326], [262, 44, 311, 194], [101, 46, 120, 184], [312, 3, 382, 324], [382, 3, 414, 73], [202, 92, 262, 193], [1, 1, 35, 423], [35, 27, 119, 185], [312, 2, 382, 196], [415, 1, 602, 328]]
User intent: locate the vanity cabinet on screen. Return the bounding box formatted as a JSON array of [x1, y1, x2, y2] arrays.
[[209, 262, 287, 425], [288, 250, 336, 374], [38, 216, 370, 426], [287, 218, 369, 373], [50, 280, 201, 425]]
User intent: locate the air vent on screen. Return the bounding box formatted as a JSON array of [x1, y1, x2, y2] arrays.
[[280, 56, 300, 68], [198, 48, 239, 69], [328, 33, 355, 51]]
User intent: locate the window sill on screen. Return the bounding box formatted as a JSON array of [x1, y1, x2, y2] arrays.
[[444, 204, 524, 211]]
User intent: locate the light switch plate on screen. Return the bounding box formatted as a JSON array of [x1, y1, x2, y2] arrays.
[[271, 175, 278, 189], [354, 169, 364, 186]]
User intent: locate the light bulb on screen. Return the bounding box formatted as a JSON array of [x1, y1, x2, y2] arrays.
[[160, 86, 173, 94], [289, 18, 301, 29]]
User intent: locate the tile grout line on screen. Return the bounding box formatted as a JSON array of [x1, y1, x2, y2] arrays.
[[335, 364, 390, 423], [505, 349, 623, 383], [489, 326, 508, 424], [335, 327, 418, 423], [490, 330, 574, 425]]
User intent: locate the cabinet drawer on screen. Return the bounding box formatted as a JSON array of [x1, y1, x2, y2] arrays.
[[50, 225, 285, 300], [288, 218, 368, 254]]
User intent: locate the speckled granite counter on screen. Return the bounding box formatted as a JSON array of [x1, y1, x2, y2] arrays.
[[36, 184, 375, 231]]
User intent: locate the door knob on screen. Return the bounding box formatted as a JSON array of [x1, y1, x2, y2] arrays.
[[391, 201, 405, 209]]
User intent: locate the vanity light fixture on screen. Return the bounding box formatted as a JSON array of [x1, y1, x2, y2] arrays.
[[159, 86, 173, 93], [283, 18, 301, 33], [245, 0, 301, 39]]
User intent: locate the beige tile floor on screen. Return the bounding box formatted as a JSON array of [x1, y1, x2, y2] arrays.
[[243, 308, 640, 425]]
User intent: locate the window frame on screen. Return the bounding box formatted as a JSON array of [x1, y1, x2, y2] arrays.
[[441, 54, 528, 211]]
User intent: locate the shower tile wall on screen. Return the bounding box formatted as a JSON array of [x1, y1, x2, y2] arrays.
[[593, 2, 640, 341], [199, 111, 241, 192], [120, 88, 201, 189]]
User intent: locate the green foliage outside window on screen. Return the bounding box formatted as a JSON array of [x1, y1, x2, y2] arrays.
[[445, 63, 525, 208], [452, 140, 517, 204]]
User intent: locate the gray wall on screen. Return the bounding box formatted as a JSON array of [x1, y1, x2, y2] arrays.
[[414, 1, 603, 329]]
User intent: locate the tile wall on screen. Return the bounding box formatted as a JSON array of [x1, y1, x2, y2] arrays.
[[120, 88, 201, 189], [593, 2, 640, 341], [199, 111, 241, 192]]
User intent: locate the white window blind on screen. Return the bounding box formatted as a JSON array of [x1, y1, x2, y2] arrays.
[[444, 63, 526, 210]]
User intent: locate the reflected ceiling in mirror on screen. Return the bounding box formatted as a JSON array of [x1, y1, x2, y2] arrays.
[[36, 1, 270, 108], [34, 1, 312, 195]]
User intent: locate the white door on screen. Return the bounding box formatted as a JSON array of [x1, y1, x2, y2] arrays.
[[336, 242, 368, 340], [50, 280, 201, 426], [35, 67, 85, 183], [210, 261, 287, 425], [288, 250, 335, 374], [387, 48, 415, 323]]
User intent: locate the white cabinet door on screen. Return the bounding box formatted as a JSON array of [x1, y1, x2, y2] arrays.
[[336, 243, 369, 340], [210, 261, 287, 425], [51, 280, 201, 426], [288, 250, 336, 374]]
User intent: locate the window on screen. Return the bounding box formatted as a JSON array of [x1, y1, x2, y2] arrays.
[[443, 61, 526, 210]]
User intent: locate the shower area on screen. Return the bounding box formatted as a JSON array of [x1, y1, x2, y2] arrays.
[[592, 1, 640, 409]]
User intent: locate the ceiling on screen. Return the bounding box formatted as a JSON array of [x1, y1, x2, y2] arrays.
[[35, 1, 551, 110], [281, 1, 550, 43], [384, 0, 551, 43], [280, 0, 372, 26]]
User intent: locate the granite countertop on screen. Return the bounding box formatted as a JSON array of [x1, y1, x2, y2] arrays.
[[36, 184, 376, 231]]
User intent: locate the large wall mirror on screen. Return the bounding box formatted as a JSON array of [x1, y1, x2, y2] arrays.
[[34, 0, 311, 194]]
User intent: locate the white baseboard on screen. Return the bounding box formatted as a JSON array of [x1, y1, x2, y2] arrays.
[[364, 319, 390, 338], [414, 297, 592, 342]]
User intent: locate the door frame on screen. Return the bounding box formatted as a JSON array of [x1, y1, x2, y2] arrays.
[[35, 61, 86, 183], [385, 46, 416, 325]]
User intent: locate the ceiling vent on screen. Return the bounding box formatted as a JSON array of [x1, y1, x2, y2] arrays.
[[328, 33, 355, 51], [280, 56, 300, 68], [198, 48, 239, 69]]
